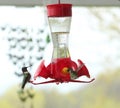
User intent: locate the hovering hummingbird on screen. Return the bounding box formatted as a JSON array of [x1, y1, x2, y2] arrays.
[[21, 65, 32, 89], [68, 68, 78, 79], [68, 64, 85, 79]]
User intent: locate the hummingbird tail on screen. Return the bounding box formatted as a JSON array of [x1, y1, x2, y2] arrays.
[[21, 77, 28, 89]]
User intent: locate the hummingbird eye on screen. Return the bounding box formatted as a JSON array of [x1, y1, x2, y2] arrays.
[[22, 67, 27, 72], [22, 65, 32, 72]]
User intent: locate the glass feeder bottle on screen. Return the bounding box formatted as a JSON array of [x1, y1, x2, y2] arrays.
[[47, 3, 72, 61], [31, 2, 94, 84]]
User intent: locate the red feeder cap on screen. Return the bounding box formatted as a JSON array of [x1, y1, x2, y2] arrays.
[[47, 4, 72, 17]]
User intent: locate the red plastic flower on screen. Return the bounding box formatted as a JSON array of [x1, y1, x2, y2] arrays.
[[34, 57, 92, 83]]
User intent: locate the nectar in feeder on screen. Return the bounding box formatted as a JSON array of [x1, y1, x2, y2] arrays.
[[29, 2, 95, 85], [47, 3, 72, 60]]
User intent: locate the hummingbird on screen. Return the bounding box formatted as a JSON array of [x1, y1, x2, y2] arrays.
[[68, 68, 78, 79], [21, 65, 32, 89], [68, 64, 84, 79]]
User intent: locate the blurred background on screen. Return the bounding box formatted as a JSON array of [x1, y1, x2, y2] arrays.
[[0, 0, 120, 108]]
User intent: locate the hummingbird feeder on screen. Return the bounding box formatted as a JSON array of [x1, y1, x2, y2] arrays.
[[28, 0, 95, 86]]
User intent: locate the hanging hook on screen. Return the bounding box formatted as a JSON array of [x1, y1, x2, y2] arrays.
[[58, 0, 60, 4]]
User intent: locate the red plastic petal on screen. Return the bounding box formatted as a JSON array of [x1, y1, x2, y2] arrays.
[[34, 60, 50, 79], [77, 59, 90, 78]]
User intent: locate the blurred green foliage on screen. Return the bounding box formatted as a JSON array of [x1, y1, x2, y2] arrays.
[[1, 24, 50, 71], [0, 68, 120, 108]]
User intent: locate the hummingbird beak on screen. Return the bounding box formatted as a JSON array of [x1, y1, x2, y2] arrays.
[[27, 65, 32, 68], [22, 65, 32, 72]]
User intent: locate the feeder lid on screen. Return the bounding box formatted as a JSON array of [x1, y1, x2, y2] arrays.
[[47, 4, 72, 17]]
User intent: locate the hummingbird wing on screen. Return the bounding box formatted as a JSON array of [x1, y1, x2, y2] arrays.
[[77, 59, 90, 78], [14, 72, 23, 77], [68, 68, 78, 79]]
